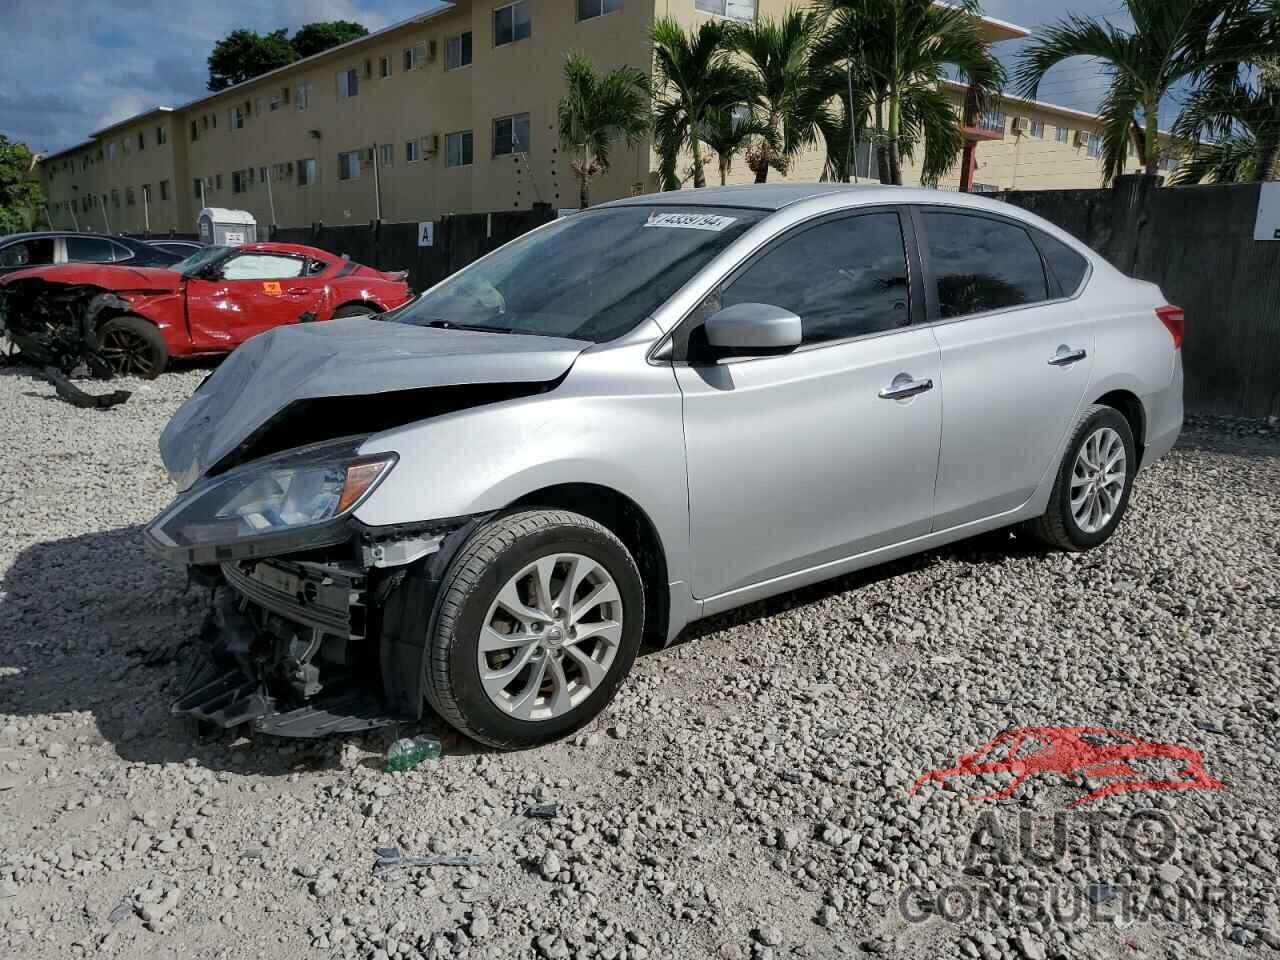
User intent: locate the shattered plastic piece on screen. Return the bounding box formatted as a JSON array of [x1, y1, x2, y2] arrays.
[[108, 901, 132, 924], [37, 368, 130, 409], [779, 770, 804, 784], [385, 735, 442, 772], [524, 803, 560, 820], [371, 846, 484, 877]]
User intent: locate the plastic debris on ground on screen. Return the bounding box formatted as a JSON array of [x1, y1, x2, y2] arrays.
[[384, 735, 442, 772], [371, 846, 485, 877]]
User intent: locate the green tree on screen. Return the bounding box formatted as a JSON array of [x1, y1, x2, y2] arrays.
[[558, 52, 651, 208], [651, 17, 754, 189], [699, 105, 770, 185], [292, 21, 370, 58], [207, 28, 298, 91], [730, 10, 824, 183], [0, 136, 43, 234], [1014, 0, 1247, 183], [812, 0, 1005, 186]]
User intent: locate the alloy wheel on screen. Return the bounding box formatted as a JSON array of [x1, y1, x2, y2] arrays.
[[1070, 426, 1127, 534], [477, 553, 623, 721], [98, 328, 155, 377]]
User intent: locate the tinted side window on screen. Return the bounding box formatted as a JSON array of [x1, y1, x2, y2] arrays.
[[66, 236, 118, 263], [0, 238, 55, 268], [1034, 230, 1089, 295], [923, 212, 1048, 319], [110, 241, 136, 262], [720, 212, 911, 345]]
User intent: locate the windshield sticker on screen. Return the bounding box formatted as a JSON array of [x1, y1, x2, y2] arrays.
[[643, 212, 738, 232]]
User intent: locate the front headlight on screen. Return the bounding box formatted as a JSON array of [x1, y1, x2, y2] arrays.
[[145, 438, 396, 562]]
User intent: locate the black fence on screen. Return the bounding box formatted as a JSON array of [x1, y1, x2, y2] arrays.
[[997, 178, 1280, 419], [270, 205, 557, 295]]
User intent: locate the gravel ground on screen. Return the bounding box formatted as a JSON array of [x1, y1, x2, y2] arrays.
[[1, 363, 1278, 960]]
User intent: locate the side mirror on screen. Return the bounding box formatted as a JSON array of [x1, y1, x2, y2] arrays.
[[703, 302, 802, 354]]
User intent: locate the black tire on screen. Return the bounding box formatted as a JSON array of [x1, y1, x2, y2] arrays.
[[97, 315, 168, 379], [1024, 403, 1137, 552], [425, 510, 645, 749], [332, 303, 379, 319]]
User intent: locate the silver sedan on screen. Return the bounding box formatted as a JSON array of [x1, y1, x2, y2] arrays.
[[147, 184, 1184, 749]]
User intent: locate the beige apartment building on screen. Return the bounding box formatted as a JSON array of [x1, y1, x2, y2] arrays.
[[38, 0, 1178, 236]]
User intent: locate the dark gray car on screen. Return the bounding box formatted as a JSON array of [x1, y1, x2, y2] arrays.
[[0, 232, 182, 275]]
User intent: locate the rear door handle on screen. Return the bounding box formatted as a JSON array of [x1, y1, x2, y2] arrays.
[[879, 377, 934, 401], [1048, 347, 1088, 367], [286, 286, 311, 295]]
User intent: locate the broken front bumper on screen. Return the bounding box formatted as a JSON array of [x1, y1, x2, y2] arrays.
[[168, 518, 486, 738]]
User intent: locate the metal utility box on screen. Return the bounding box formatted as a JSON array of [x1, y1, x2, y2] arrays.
[[197, 208, 257, 246]]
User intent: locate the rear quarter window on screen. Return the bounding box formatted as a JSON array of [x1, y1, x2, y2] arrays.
[[1034, 231, 1090, 296]]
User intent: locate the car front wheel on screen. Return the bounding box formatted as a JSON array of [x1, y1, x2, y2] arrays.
[[424, 510, 644, 749], [1025, 403, 1137, 551], [97, 315, 168, 378]]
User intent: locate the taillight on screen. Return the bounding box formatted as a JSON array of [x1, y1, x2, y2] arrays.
[[1156, 305, 1184, 350]]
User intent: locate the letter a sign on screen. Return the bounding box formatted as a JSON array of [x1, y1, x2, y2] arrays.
[[418, 221, 435, 247]]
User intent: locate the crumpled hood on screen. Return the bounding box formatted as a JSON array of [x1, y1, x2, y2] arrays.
[[1, 262, 180, 291], [160, 317, 589, 491]]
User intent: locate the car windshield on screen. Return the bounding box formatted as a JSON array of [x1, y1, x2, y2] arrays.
[[393, 206, 767, 342], [171, 245, 230, 276]]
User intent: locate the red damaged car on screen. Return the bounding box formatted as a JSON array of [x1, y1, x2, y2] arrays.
[[0, 242, 413, 378]]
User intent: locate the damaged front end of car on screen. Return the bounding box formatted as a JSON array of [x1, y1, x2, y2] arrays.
[[145, 437, 495, 737], [1, 279, 120, 373]]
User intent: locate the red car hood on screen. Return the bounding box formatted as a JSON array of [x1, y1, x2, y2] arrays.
[[0, 262, 181, 291]]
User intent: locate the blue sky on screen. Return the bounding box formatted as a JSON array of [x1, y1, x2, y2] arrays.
[[1, 0, 1127, 156]]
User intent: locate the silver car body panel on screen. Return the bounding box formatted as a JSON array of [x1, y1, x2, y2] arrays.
[[163, 184, 1182, 646]]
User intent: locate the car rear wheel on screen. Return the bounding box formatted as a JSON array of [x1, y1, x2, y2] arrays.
[[97, 315, 168, 379], [425, 510, 644, 749], [1025, 404, 1136, 551], [333, 304, 378, 319]]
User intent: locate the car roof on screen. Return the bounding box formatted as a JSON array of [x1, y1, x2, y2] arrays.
[[239, 241, 343, 261], [1, 230, 145, 245], [601, 183, 1042, 218]]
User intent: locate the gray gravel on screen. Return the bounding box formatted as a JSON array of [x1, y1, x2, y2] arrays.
[[1, 363, 1278, 960]]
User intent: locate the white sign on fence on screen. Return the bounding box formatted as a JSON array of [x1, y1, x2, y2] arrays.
[[417, 222, 435, 247], [1254, 182, 1280, 241]]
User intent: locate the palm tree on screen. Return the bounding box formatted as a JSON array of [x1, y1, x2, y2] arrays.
[[1173, 64, 1280, 183], [651, 17, 753, 189], [558, 52, 651, 208], [812, 0, 1005, 186], [699, 105, 770, 185], [1013, 0, 1246, 183], [729, 10, 824, 183]]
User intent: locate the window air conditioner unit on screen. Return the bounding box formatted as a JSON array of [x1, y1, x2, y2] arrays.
[[423, 133, 439, 155], [1073, 131, 1087, 148], [426, 40, 438, 61], [360, 147, 375, 166], [1011, 116, 1029, 135]]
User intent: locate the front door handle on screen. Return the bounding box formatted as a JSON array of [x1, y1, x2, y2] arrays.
[[879, 376, 934, 401], [1048, 347, 1088, 367]]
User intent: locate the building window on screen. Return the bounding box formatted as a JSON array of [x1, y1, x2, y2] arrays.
[[978, 111, 1005, 135], [231, 170, 247, 193], [160, 180, 169, 200], [295, 83, 311, 111], [212, 113, 217, 128], [494, 1, 532, 46], [1029, 120, 1045, 138], [156, 126, 167, 146], [445, 32, 473, 70], [578, 0, 623, 19], [493, 113, 531, 156], [1055, 126, 1069, 144], [231, 106, 246, 129], [190, 120, 200, 142], [123, 137, 132, 156], [298, 158, 317, 186], [1087, 133, 1103, 159], [193, 179, 203, 199], [403, 42, 427, 70], [406, 139, 421, 162], [137, 132, 146, 151], [694, 0, 756, 21], [380, 55, 393, 78], [446, 130, 474, 167], [126, 187, 136, 206], [380, 143, 394, 167], [337, 69, 359, 98], [107, 142, 117, 160], [338, 150, 362, 180], [111, 189, 120, 208], [215, 173, 223, 190]]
